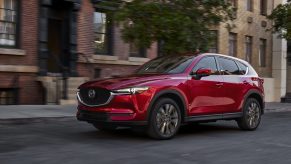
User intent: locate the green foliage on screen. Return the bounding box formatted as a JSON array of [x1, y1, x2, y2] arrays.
[[268, 2, 291, 39], [108, 0, 234, 55]]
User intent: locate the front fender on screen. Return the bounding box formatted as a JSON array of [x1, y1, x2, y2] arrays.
[[146, 88, 189, 122]]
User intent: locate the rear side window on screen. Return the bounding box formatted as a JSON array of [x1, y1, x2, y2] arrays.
[[236, 61, 248, 75], [217, 57, 240, 75], [192, 57, 218, 74]]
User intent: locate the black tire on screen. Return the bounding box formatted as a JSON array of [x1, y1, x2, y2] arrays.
[[237, 98, 262, 131], [93, 124, 117, 132], [147, 98, 181, 140]]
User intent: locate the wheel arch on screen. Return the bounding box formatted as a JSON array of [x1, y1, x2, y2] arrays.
[[244, 90, 265, 114], [147, 89, 188, 123]]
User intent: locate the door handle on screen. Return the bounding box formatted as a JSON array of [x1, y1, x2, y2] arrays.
[[215, 83, 224, 87], [243, 80, 249, 85]]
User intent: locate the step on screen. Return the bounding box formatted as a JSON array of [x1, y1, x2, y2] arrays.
[[285, 93, 291, 98], [68, 93, 77, 100], [281, 97, 291, 103], [60, 99, 78, 105]]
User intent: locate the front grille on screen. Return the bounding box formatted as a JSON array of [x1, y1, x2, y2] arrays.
[[78, 88, 112, 106]]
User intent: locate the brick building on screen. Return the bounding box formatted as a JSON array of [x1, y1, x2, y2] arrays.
[[0, 0, 288, 104], [0, 0, 158, 105]]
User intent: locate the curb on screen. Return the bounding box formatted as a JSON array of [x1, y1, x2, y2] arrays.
[[0, 116, 75, 125], [1, 109, 291, 125], [265, 108, 291, 113]]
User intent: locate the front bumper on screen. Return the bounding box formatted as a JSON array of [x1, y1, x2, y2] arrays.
[[77, 110, 147, 126]]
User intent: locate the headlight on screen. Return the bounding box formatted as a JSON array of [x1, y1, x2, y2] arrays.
[[113, 87, 149, 95]]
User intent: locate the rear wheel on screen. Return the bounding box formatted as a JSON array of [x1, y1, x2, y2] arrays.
[[147, 98, 181, 139], [237, 98, 262, 131]]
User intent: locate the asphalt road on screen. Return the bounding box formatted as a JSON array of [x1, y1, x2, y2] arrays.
[[1, 112, 291, 164]]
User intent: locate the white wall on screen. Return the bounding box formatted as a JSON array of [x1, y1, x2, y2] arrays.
[[263, 78, 275, 102]]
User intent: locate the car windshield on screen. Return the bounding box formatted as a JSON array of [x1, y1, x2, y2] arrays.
[[136, 55, 196, 74]]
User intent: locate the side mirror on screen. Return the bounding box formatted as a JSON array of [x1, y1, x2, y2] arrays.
[[192, 68, 212, 79]]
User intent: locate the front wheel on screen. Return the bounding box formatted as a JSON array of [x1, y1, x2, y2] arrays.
[[237, 98, 262, 131], [147, 98, 181, 140]]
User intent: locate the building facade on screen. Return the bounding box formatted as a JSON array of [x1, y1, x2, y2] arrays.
[[0, 0, 287, 104], [210, 0, 287, 102]]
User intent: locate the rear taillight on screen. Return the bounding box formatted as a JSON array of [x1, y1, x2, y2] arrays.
[[251, 77, 264, 84]]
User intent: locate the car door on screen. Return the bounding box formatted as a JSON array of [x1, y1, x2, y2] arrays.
[[187, 56, 229, 116], [217, 57, 246, 113]]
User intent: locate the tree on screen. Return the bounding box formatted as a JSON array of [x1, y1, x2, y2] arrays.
[[268, 2, 291, 39], [101, 0, 234, 55]]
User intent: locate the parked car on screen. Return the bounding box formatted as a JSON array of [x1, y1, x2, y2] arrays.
[[76, 53, 264, 139]]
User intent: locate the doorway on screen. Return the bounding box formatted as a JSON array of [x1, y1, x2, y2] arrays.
[[39, 0, 78, 76], [46, 3, 71, 75], [47, 19, 63, 74]]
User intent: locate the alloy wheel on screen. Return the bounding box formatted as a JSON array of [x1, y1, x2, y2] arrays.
[[246, 101, 261, 129], [156, 103, 179, 136]]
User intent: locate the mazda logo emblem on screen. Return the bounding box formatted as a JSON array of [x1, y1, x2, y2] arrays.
[[88, 89, 96, 99]]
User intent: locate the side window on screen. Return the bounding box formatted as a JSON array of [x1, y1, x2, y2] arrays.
[[218, 57, 240, 75], [236, 61, 248, 75], [192, 57, 218, 74]]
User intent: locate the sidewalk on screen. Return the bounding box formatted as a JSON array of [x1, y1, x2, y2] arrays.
[[0, 103, 290, 121], [0, 105, 77, 120]]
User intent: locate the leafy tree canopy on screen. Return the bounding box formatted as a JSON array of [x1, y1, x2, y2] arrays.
[[100, 0, 235, 55], [268, 2, 291, 39]]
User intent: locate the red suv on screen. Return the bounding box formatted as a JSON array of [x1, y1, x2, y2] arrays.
[[77, 53, 264, 139]]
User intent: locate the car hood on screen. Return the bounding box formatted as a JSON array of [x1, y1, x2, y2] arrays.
[[79, 74, 171, 90]]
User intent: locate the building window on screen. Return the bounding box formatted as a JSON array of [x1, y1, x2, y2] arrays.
[[93, 11, 112, 55], [245, 36, 253, 63], [157, 40, 165, 56], [260, 0, 267, 15], [228, 0, 238, 18], [0, 88, 17, 105], [208, 30, 218, 53], [287, 41, 291, 66], [246, 0, 253, 12], [129, 43, 147, 58], [94, 68, 101, 78], [0, 0, 18, 47], [229, 33, 237, 57], [259, 39, 267, 67]]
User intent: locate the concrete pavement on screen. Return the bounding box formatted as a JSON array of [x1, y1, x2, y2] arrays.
[[1, 112, 291, 164], [0, 103, 290, 121]]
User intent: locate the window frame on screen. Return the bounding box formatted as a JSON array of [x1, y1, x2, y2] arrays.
[[260, 0, 267, 16], [259, 38, 267, 67], [235, 60, 249, 75], [0, 88, 18, 105], [192, 56, 220, 75], [229, 32, 237, 57], [93, 9, 113, 55], [208, 30, 219, 53], [228, 0, 238, 18], [0, 0, 20, 48], [245, 36, 253, 63], [246, 0, 253, 12], [217, 57, 241, 75]]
